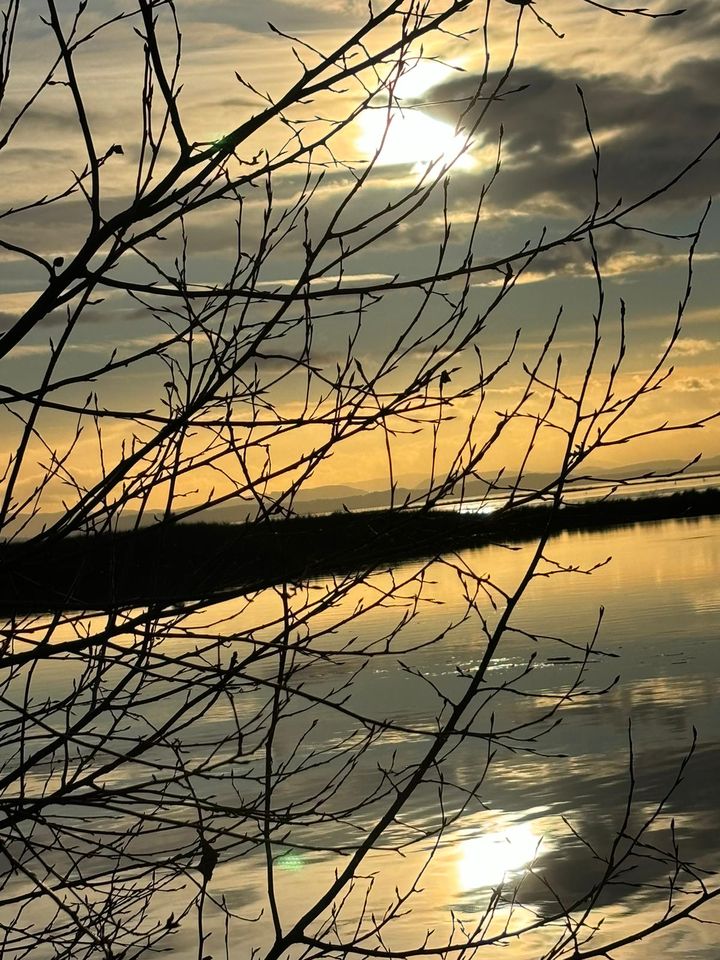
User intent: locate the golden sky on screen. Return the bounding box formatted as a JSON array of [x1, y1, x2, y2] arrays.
[[0, 0, 718, 519]]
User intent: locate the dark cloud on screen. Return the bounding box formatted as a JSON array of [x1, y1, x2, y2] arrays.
[[1, 99, 77, 137], [654, 0, 720, 41], [508, 226, 707, 281], [420, 56, 719, 217], [0, 304, 152, 333]]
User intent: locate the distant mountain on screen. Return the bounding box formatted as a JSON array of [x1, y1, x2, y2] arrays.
[[6, 454, 719, 538], [280, 484, 372, 502], [261, 456, 720, 516]]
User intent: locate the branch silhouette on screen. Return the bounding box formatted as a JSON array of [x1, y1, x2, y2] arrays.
[[0, 2, 717, 959]]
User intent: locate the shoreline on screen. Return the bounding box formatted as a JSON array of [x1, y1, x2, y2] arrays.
[[2, 487, 719, 615]]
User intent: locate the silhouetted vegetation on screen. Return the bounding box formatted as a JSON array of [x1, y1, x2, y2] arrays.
[[3, 487, 719, 614]]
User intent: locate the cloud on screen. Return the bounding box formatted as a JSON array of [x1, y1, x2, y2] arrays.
[[4, 333, 175, 361], [179, 0, 365, 35], [418, 56, 720, 216], [669, 337, 718, 357], [674, 376, 718, 392], [654, 0, 720, 42], [467, 225, 720, 286], [0, 302, 157, 333]]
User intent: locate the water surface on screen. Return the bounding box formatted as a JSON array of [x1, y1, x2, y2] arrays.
[[2, 514, 719, 958], [187, 514, 720, 957]]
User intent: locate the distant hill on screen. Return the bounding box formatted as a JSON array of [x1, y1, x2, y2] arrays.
[[5, 455, 719, 539]]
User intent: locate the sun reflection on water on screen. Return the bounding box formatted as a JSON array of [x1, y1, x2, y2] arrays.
[[457, 822, 542, 891]]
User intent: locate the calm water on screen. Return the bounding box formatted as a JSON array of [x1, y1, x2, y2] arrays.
[[208, 514, 720, 958], [3, 514, 720, 958]]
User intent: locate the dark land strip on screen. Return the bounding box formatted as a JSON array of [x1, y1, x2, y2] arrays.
[[1, 487, 719, 615]]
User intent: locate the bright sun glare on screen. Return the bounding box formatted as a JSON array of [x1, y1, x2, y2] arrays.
[[457, 823, 542, 891], [357, 60, 476, 172]]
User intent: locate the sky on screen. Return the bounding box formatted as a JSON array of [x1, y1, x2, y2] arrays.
[[0, 0, 718, 520]]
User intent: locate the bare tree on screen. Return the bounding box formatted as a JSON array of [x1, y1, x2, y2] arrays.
[[0, 1, 718, 958]]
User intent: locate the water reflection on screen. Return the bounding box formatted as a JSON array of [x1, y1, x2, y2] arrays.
[[456, 821, 543, 891], [2, 515, 719, 958]]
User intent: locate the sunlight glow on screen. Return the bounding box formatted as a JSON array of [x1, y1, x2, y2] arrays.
[[357, 109, 475, 172], [458, 501, 500, 515], [457, 823, 541, 890], [357, 58, 477, 171], [392, 59, 457, 100]]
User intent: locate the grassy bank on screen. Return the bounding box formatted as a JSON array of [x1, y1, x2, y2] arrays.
[[2, 487, 719, 615]]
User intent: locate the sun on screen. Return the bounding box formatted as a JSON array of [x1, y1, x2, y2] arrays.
[[357, 110, 475, 172], [356, 60, 476, 173]]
